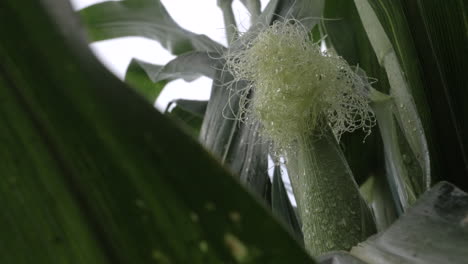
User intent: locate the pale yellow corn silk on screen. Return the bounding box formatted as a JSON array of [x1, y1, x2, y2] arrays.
[[224, 19, 376, 152]]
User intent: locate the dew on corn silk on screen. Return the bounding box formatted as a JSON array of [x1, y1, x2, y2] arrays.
[[224, 19, 376, 153]]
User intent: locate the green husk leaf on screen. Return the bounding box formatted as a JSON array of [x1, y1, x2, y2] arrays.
[[271, 165, 303, 243], [286, 132, 376, 255]]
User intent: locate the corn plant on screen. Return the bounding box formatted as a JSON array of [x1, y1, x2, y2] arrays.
[[1, 0, 467, 263]]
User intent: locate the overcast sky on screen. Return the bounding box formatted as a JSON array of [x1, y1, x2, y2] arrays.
[[70, 0, 268, 110]]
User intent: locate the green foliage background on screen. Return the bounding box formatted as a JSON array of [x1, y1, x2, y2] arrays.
[[1, 0, 467, 263]]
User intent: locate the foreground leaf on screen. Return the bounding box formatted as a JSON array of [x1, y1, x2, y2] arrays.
[[318, 252, 366, 264], [0, 0, 315, 263], [352, 181, 468, 263]]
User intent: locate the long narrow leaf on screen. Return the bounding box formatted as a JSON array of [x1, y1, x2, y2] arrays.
[[150, 52, 220, 82], [125, 59, 166, 102], [400, 0, 468, 189], [80, 0, 225, 55], [354, 0, 432, 209], [125, 52, 220, 102]]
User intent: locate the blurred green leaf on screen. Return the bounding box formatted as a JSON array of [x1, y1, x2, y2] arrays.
[[0, 0, 316, 263], [352, 181, 468, 264], [80, 0, 225, 55]]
